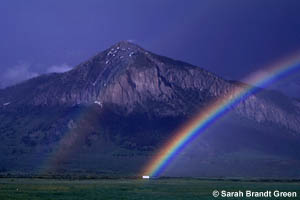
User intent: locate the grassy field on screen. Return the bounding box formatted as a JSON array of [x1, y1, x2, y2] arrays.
[[0, 178, 300, 200]]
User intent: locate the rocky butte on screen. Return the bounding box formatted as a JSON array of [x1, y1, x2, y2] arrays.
[[0, 41, 300, 177]]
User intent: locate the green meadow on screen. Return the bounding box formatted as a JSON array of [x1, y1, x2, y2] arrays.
[[0, 178, 299, 200]]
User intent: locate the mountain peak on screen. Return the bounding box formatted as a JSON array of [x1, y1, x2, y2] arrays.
[[108, 40, 145, 53], [1, 41, 224, 109], [94, 41, 150, 67], [114, 40, 138, 46]]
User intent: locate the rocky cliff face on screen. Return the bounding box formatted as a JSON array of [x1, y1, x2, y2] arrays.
[[0, 41, 300, 177]]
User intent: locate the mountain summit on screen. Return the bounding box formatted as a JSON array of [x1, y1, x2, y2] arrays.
[[0, 42, 300, 177], [1, 41, 228, 114]]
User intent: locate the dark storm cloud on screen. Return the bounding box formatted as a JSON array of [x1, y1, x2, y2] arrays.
[[0, 0, 300, 94]]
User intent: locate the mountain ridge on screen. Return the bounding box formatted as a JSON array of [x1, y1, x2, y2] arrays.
[[1, 41, 299, 132]]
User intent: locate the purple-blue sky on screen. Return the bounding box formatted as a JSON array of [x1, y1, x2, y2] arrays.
[[0, 0, 300, 97]]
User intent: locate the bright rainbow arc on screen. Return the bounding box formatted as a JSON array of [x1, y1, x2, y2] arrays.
[[142, 54, 300, 177]]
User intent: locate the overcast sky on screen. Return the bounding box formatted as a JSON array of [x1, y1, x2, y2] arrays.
[[0, 0, 300, 97]]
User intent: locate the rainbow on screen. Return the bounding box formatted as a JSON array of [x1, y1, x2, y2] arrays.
[[41, 105, 102, 173], [142, 53, 300, 177]]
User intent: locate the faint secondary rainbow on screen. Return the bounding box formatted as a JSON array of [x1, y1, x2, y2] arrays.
[[40, 104, 102, 173], [142, 53, 300, 177]]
